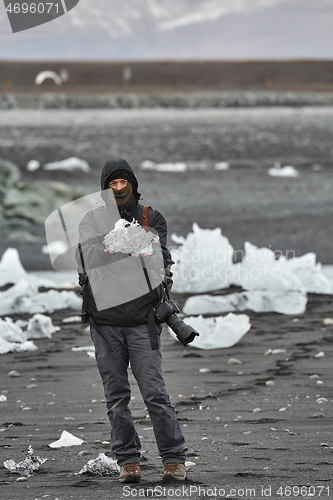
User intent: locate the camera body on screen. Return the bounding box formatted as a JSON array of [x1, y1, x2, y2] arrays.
[[154, 299, 180, 322], [155, 299, 199, 346]]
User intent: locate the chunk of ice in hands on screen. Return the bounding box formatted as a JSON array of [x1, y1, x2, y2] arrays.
[[103, 219, 159, 255]]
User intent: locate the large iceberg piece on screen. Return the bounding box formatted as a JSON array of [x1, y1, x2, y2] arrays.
[[183, 291, 307, 316], [283, 253, 332, 294], [169, 313, 251, 350], [171, 223, 234, 293], [0, 279, 81, 316], [4, 445, 47, 477], [171, 225, 332, 295], [233, 242, 304, 292], [0, 248, 56, 288], [103, 219, 159, 256], [0, 314, 60, 354]]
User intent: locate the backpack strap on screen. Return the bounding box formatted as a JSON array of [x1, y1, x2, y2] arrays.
[[140, 205, 159, 350], [142, 205, 150, 231]]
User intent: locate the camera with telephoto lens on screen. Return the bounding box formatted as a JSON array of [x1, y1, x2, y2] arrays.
[[154, 299, 199, 346]]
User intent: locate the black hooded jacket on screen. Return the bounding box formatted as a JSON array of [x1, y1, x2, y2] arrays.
[[76, 159, 173, 327]]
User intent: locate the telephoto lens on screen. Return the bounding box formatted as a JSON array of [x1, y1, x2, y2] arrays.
[[155, 300, 199, 346]]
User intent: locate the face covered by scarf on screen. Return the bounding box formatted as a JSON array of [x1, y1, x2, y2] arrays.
[[108, 178, 133, 206]]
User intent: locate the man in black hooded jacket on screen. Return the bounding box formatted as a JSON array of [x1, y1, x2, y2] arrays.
[[76, 158, 187, 483]]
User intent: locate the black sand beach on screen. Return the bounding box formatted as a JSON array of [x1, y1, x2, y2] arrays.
[[0, 78, 333, 499], [0, 291, 333, 500]]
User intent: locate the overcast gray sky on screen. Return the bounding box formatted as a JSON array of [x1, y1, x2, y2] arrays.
[[0, 0, 332, 60]]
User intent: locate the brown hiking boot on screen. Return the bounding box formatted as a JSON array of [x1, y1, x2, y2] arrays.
[[118, 462, 141, 483], [162, 462, 186, 482]]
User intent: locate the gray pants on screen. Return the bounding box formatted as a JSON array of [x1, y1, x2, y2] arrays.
[[91, 324, 187, 466]]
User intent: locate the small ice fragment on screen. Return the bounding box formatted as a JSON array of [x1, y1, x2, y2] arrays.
[[252, 408, 262, 413], [35, 70, 62, 86], [323, 318, 333, 326], [214, 162, 230, 171], [49, 430, 84, 448], [8, 370, 21, 377], [317, 380, 324, 385], [265, 381, 275, 386], [314, 351, 325, 358], [279, 407, 287, 411], [185, 461, 196, 467], [227, 358, 242, 365], [71, 346, 95, 352], [26, 160, 40, 171], [62, 316, 82, 323], [43, 157, 90, 172], [268, 165, 299, 177], [26, 314, 60, 340], [141, 161, 187, 172], [309, 374, 319, 379], [0, 395, 7, 402], [77, 453, 119, 475], [4, 445, 47, 476], [42, 240, 68, 255], [199, 368, 210, 373]]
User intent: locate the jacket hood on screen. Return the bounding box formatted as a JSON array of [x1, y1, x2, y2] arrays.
[[101, 158, 139, 196]]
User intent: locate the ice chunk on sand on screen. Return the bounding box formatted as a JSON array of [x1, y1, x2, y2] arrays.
[[49, 430, 84, 448], [171, 226, 332, 295], [0, 336, 38, 355], [42, 240, 68, 256], [233, 243, 332, 294], [169, 313, 251, 349], [0, 248, 56, 288], [283, 253, 332, 294], [0, 248, 28, 286], [103, 219, 159, 255], [77, 453, 119, 475], [26, 314, 60, 339], [0, 279, 81, 316], [268, 164, 299, 177], [26, 159, 40, 171], [43, 157, 90, 172], [0, 317, 28, 343], [232, 242, 304, 293], [171, 223, 234, 293], [140, 160, 187, 172], [4, 445, 47, 476], [183, 291, 307, 316], [214, 162, 230, 170]]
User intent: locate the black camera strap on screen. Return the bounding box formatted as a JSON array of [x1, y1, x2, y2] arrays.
[[139, 254, 159, 350]]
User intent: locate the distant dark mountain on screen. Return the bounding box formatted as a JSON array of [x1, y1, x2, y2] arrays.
[[0, 0, 332, 60]]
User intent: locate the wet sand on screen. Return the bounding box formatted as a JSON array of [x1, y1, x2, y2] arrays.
[[0, 290, 333, 500]]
